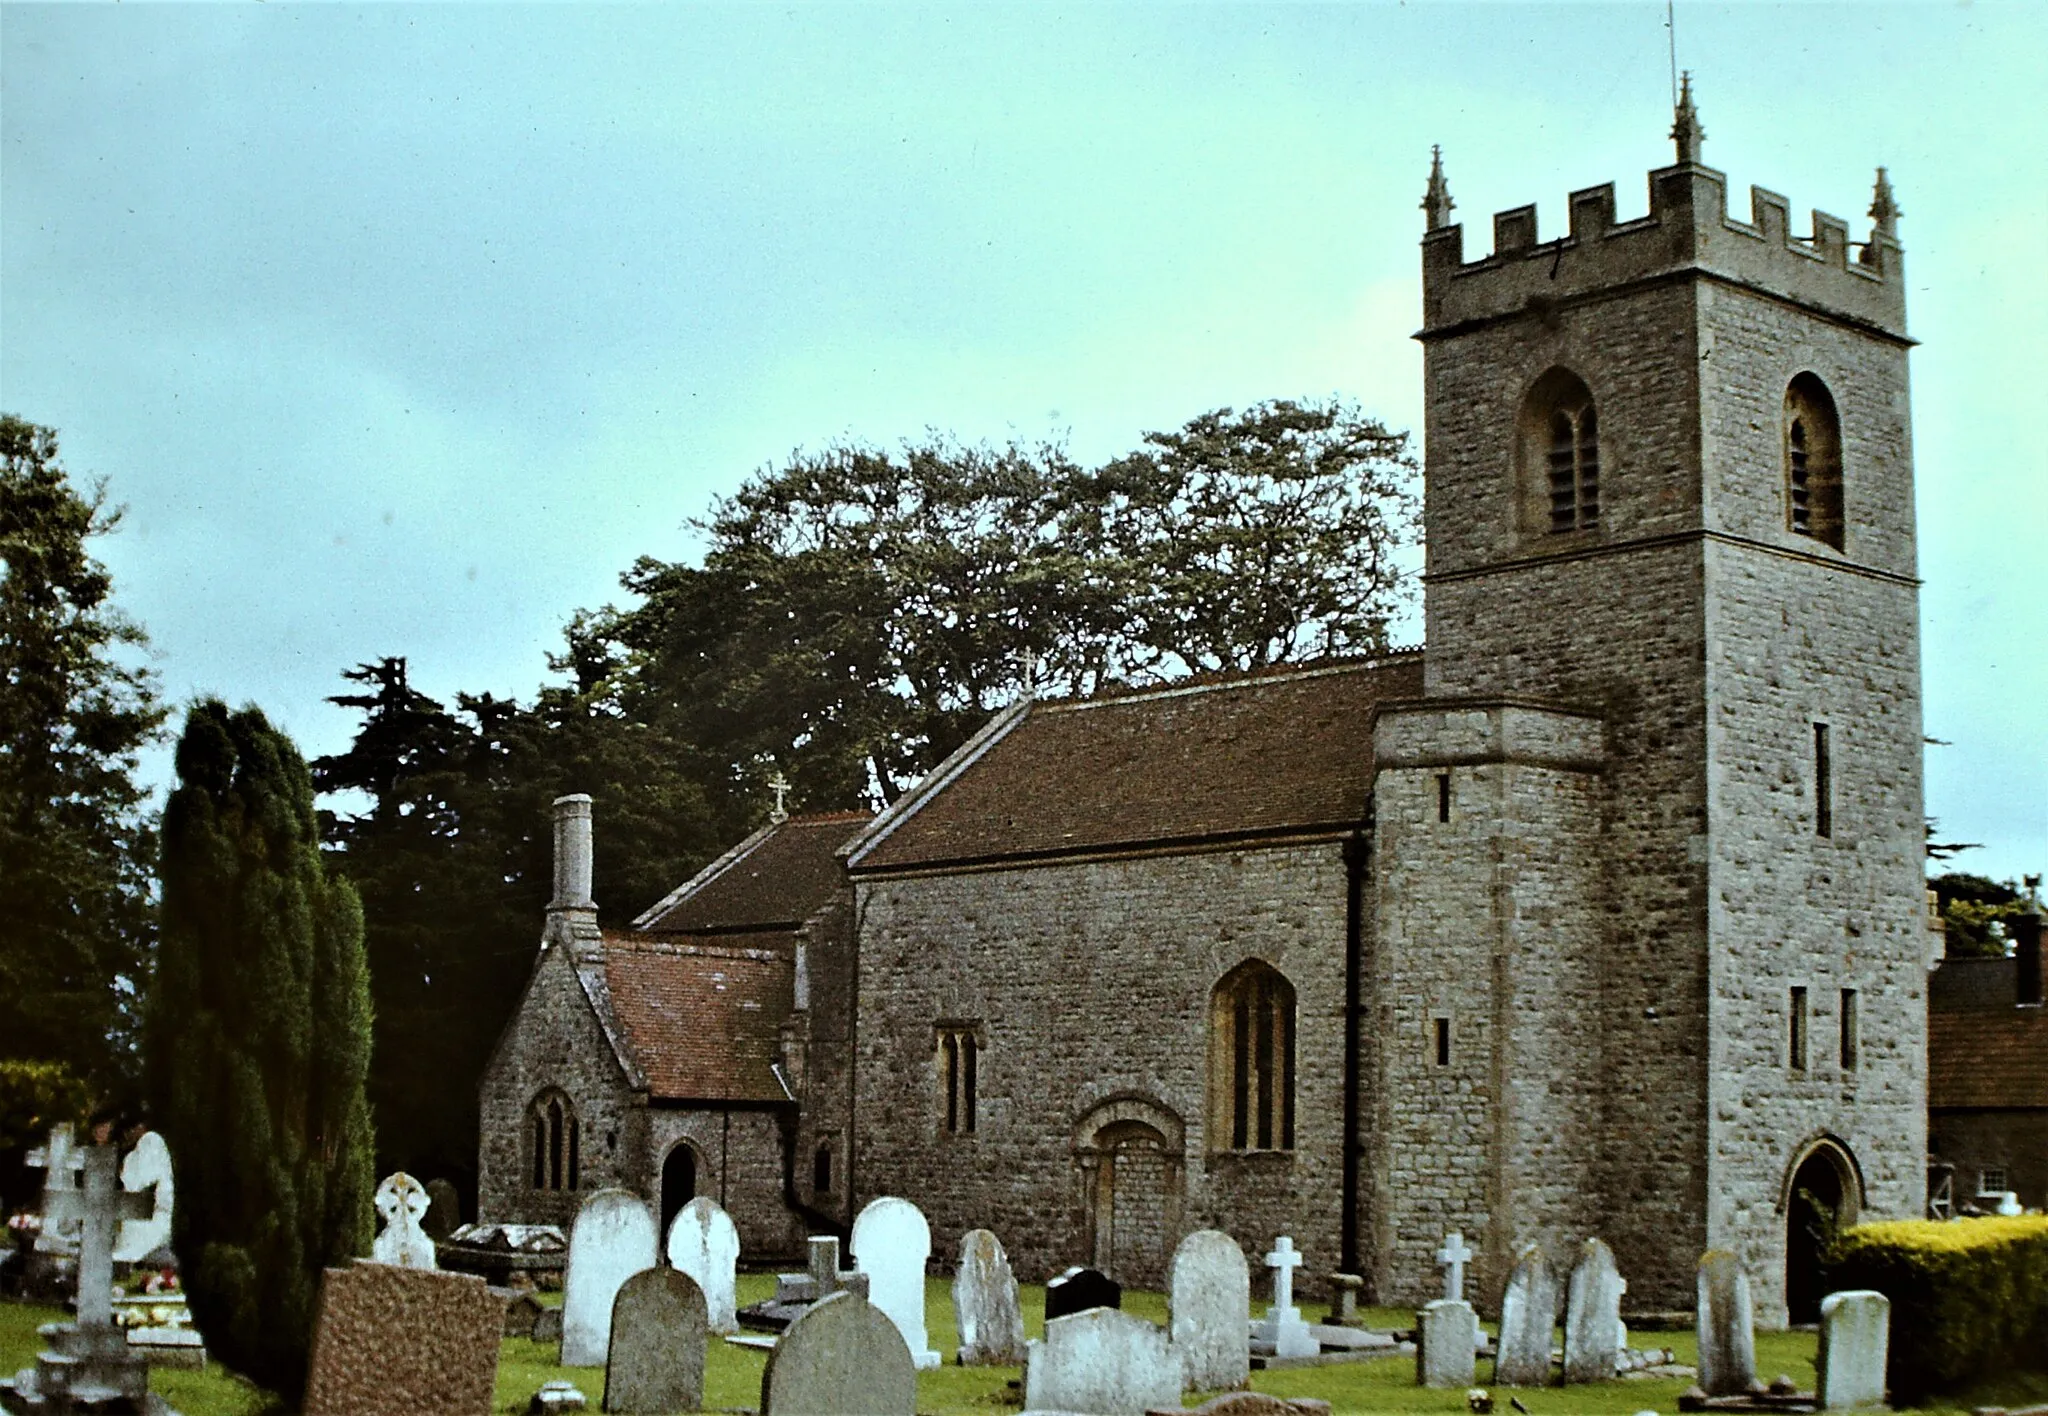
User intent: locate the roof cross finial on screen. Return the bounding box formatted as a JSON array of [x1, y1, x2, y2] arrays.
[[1422, 145, 1456, 231], [1868, 166, 1902, 238], [1018, 644, 1040, 701], [767, 770, 792, 825], [1671, 71, 1705, 164]]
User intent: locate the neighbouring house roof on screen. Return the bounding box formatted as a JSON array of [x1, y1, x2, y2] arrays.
[[1928, 1004, 2048, 1111], [846, 653, 1426, 874], [600, 934, 794, 1103], [634, 812, 870, 933], [1929, 956, 2020, 1011]]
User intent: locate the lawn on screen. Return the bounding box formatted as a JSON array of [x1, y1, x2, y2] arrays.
[[6, 1277, 2047, 1414]]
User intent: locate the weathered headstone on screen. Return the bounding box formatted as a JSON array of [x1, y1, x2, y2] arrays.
[[1816, 1290, 1890, 1411], [1252, 1236, 1318, 1359], [561, 1189, 659, 1368], [761, 1290, 916, 1415], [424, 1178, 463, 1242], [0, 1142, 159, 1412], [497, 1287, 546, 1337], [25, 1124, 84, 1254], [952, 1228, 1026, 1366], [1025, 1306, 1182, 1415], [1045, 1264, 1123, 1321], [372, 1171, 439, 1269], [1327, 1272, 1363, 1327], [1695, 1250, 1758, 1397], [1169, 1229, 1251, 1391], [1562, 1237, 1624, 1383], [1415, 1297, 1479, 1388], [113, 1129, 175, 1263], [602, 1266, 707, 1415], [1491, 1241, 1558, 1387], [303, 1260, 503, 1416], [849, 1196, 939, 1369], [665, 1195, 740, 1334], [533, 1306, 565, 1345]]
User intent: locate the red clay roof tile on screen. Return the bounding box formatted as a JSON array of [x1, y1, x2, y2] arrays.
[[601, 937, 793, 1103], [1929, 1005, 2048, 1110], [640, 813, 868, 932]]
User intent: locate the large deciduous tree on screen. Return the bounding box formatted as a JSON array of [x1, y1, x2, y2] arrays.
[[147, 702, 374, 1400], [0, 415, 164, 1101]]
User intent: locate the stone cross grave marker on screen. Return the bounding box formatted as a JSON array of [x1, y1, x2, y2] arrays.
[[760, 1290, 915, 1416], [850, 1196, 940, 1369], [1435, 1230, 1473, 1303], [805, 1235, 865, 1302], [952, 1228, 1026, 1366], [1491, 1241, 1557, 1387], [603, 1266, 708, 1415], [1562, 1237, 1625, 1383], [371, 1171, 438, 1269], [1255, 1236, 1318, 1359], [1169, 1229, 1250, 1391], [24, 1124, 84, 1254], [1024, 1307, 1181, 1416], [666, 1195, 740, 1334], [113, 1129, 175, 1264], [1695, 1249, 1758, 1397], [1044, 1265, 1121, 1321], [1817, 1289, 1890, 1411], [561, 1188, 659, 1368]]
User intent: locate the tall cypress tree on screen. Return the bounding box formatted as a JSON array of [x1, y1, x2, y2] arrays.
[[146, 701, 375, 1400]]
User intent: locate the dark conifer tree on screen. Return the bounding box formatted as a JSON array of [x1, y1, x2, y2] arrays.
[[146, 701, 374, 1400]]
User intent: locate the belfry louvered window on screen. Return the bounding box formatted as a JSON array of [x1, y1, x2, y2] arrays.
[[1785, 373, 1844, 550], [1521, 367, 1602, 537], [1547, 405, 1600, 531]]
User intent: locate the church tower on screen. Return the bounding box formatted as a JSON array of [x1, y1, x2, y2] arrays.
[[1371, 85, 1927, 1321]]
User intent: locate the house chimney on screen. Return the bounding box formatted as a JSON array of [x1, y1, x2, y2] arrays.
[[2014, 875, 2043, 1008], [546, 793, 601, 961]]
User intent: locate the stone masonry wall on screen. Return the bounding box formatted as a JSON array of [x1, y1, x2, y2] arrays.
[[478, 944, 642, 1228], [852, 844, 1357, 1294], [644, 1106, 805, 1260]]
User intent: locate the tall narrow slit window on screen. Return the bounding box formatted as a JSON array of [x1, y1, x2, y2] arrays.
[[1789, 987, 1809, 1073], [1814, 723, 1833, 838], [529, 1091, 580, 1192], [1839, 988, 1860, 1070], [1784, 374, 1844, 550], [1208, 961, 1297, 1152], [1434, 1016, 1452, 1067], [938, 1024, 979, 1135], [1436, 773, 1452, 823], [1522, 368, 1601, 536]]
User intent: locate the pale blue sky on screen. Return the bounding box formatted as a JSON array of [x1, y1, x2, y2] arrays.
[[3, 2, 2042, 882]]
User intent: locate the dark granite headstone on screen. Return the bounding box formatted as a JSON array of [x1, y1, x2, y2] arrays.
[[1044, 1265, 1122, 1322], [603, 1267, 707, 1414], [303, 1260, 501, 1416]]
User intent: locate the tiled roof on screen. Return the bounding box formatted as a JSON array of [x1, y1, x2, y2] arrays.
[[638, 813, 868, 933], [1929, 1005, 2048, 1110], [601, 937, 793, 1103], [850, 654, 1424, 873]]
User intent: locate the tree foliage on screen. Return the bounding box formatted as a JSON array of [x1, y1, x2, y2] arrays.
[[147, 702, 374, 1400], [0, 415, 164, 1095], [1931, 872, 2031, 959]]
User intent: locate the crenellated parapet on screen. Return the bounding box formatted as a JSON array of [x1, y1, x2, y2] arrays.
[[1420, 88, 1905, 340]]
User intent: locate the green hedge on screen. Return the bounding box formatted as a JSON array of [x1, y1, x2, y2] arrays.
[[1826, 1215, 2048, 1401]]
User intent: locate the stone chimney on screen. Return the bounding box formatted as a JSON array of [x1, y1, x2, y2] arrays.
[[2014, 875, 2043, 1009], [546, 793, 603, 963]]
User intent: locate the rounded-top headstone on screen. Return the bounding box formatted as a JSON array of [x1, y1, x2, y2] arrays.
[[1816, 1288, 1890, 1411], [850, 1196, 938, 1368], [1492, 1240, 1558, 1388], [952, 1228, 1026, 1366], [761, 1290, 916, 1416], [1694, 1249, 1757, 1397], [1563, 1236, 1624, 1383], [604, 1266, 709, 1415], [1170, 1230, 1250, 1391], [666, 1195, 741, 1334], [561, 1188, 659, 1368]]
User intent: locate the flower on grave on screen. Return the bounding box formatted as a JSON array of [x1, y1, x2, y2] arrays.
[[1466, 1389, 1494, 1413]]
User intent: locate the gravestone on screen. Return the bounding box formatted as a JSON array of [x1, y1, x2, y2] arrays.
[[1169, 1229, 1251, 1391], [666, 1195, 740, 1334], [303, 1260, 502, 1416], [533, 1306, 565, 1345], [113, 1130, 175, 1264], [1434, 1230, 1473, 1302], [372, 1171, 439, 1269], [1415, 1297, 1479, 1388], [1491, 1242, 1557, 1387], [0, 1142, 160, 1413], [1045, 1264, 1123, 1321], [1024, 1307, 1181, 1416], [497, 1287, 546, 1337], [25, 1124, 84, 1255], [1816, 1290, 1889, 1411], [1562, 1237, 1624, 1383], [952, 1229, 1026, 1366], [1695, 1250, 1758, 1397], [760, 1290, 916, 1415], [561, 1189, 659, 1368], [1252, 1236, 1317, 1359], [849, 1196, 939, 1368], [602, 1267, 707, 1415], [1327, 1272, 1363, 1327], [424, 1178, 462, 1242]]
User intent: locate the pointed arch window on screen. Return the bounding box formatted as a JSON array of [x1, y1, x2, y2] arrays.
[[1207, 961, 1296, 1152], [1520, 368, 1601, 536], [1785, 373, 1843, 550], [529, 1090, 581, 1192]]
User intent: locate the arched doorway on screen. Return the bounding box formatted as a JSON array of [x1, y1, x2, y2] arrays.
[[1072, 1097, 1185, 1290], [660, 1143, 699, 1243], [1783, 1138, 1862, 1324]]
